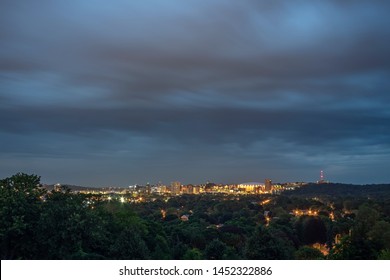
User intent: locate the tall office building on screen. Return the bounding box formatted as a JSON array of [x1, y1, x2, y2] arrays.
[[171, 181, 181, 195], [265, 179, 272, 192]]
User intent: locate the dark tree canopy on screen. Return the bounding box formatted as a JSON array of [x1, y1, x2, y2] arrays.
[[1, 173, 390, 260]]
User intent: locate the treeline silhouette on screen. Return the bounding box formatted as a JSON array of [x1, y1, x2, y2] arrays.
[[286, 182, 390, 199], [1, 173, 390, 260]]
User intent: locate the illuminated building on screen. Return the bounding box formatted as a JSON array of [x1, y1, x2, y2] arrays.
[[265, 179, 272, 192], [157, 185, 168, 193], [183, 184, 194, 194], [238, 182, 263, 192], [170, 181, 181, 195], [193, 186, 200, 194], [54, 183, 62, 192], [180, 215, 189, 222]]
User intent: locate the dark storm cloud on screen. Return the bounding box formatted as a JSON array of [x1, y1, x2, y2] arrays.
[[1, 101, 388, 153], [1, 0, 390, 184]]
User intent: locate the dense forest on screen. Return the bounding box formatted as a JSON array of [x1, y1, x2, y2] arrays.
[[1, 173, 390, 260]]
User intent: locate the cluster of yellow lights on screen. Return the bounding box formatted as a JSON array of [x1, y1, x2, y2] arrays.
[[260, 199, 271, 205], [265, 216, 271, 226], [160, 209, 166, 219], [294, 209, 318, 216]]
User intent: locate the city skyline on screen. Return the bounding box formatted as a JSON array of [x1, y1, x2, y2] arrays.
[[14, 170, 377, 188], [1, 1, 390, 187]]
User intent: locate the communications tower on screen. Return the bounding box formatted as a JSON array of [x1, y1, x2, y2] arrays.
[[317, 170, 326, 184]]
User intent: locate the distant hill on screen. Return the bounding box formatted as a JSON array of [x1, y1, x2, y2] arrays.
[[43, 184, 96, 191], [42, 184, 128, 192], [285, 183, 390, 199]]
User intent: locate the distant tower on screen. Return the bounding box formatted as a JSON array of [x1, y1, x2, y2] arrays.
[[318, 170, 326, 184], [146, 182, 151, 195]]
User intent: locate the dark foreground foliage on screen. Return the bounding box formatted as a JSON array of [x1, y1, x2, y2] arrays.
[[1, 173, 390, 259]]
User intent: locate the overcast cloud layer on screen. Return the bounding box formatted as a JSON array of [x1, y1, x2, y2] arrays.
[[1, 0, 390, 186]]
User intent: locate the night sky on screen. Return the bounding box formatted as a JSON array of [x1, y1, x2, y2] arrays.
[[1, 1, 390, 186]]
